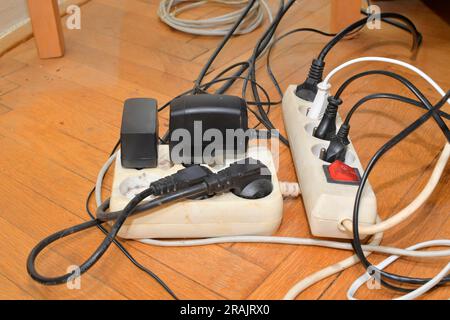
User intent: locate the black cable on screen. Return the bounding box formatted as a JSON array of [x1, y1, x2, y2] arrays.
[[317, 13, 422, 62], [84, 188, 178, 299], [361, 9, 423, 46], [240, 0, 296, 146], [27, 183, 208, 286], [82, 140, 179, 299], [351, 91, 450, 291], [334, 70, 450, 141], [214, 0, 287, 95], [158, 75, 278, 142], [266, 28, 337, 98], [193, 0, 258, 92], [343, 93, 450, 125]]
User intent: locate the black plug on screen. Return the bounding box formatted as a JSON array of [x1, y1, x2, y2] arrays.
[[150, 158, 273, 199], [323, 124, 350, 163], [204, 158, 272, 199], [313, 96, 342, 140], [295, 59, 325, 102], [150, 165, 213, 196]]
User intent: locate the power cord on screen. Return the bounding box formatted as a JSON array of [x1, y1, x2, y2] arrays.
[[27, 157, 271, 287], [299, 12, 422, 107], [351, 91, 450, 292], [157, 0, 272, 36]]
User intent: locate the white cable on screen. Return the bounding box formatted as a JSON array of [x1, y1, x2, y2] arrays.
[[309, 56, 450, 120], [157, 0, 272, 36], [284, 227, 384, 300], [137, 235, 450, 258], [95, 151, 118, 207], [341, 142, 450, 235], [95, 153, 450, 259], [348, 240, 450, 300], [279, 181, 301, 198]]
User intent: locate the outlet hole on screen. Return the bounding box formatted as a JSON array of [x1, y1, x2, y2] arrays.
[[311, 143, 357, 166]]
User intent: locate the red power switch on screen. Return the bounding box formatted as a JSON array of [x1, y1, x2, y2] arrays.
[[323, 160, 361, 185]]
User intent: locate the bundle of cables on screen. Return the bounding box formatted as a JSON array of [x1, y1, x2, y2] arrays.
[[157, 0, 272, 36], [26, 0, 449, 300]]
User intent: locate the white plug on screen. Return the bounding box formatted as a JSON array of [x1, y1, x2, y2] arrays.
[[308, 81, 330, 120]]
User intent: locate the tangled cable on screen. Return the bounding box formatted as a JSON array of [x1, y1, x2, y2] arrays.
[[157, 0, 272, 36]]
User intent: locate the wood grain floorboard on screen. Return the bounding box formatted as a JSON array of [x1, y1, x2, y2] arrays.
[[0, 0, 448, 299]]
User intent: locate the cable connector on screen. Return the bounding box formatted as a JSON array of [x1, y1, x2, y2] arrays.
[[323, 124, 350, 163], [308, 81, 331, 120], [150, 165, 213, 196], [150, 158, 273, 199], [295, 59, 325, 102], [203, 159, 273, 199], [313, 96, 342, 140]]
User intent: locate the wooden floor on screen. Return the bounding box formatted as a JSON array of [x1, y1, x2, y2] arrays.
[[0, 0, 449, 300]]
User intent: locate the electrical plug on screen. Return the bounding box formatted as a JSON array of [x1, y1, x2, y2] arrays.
[[323, 124, 350, 163], [149, 158, 273, 199], [313, 96, 342, 140], [308, 81, 331, 120], [295, 59, 325, 102]]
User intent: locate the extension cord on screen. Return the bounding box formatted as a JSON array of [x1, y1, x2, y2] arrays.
[[282, 85, 377, 239], [108, 144, 283, 239]]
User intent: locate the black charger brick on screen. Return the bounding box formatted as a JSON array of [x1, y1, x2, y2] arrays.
[[120, 98, 158, 169]]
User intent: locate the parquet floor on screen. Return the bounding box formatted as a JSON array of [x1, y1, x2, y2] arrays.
[[0, 0, 448, 299]]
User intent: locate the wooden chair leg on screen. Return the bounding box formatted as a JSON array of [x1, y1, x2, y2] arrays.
[[330, 0, 362, 33], [27, 0, 65, 59]]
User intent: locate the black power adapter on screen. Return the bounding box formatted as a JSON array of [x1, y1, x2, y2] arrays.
[[169, 94, 249, 164], [120, 98, 159, 169]]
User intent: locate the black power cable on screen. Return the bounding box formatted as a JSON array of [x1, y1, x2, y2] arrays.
[[193, 0, 258, 92], [243, 0, 297, 147], [343, 93, 450, 125], [318, 13, 421, 63], [85, 187, 179, 299], [351, 91, 450, 291], [82, 140, 179, 299], [297, 12, 422, 102], [333, 70, 450, 141], [27, 159, 270, 289]]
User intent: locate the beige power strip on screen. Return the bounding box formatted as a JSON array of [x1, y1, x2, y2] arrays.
[[282, 85, 377, 239], [109, 144, 284, 239]]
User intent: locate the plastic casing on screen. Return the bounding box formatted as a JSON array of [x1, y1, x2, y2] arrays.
[[282, 85, 377, 239], [109, 145, 283, 239]]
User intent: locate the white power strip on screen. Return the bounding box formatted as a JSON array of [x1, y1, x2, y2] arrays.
[[282, 85, 377, 239], [109, 144, 284, 239]]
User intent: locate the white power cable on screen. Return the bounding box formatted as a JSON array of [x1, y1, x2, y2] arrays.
[[157, 0, 273, 36], [348, 240, 450, 300], [283, 228, 383, 300], [279, 181, 301, 198], [341, 143, 450, 235], [309, 56, 450, 120]]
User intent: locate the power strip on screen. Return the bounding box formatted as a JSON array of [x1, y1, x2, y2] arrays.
[[282, 85, 377, 239], [109, 144, 284, 239]]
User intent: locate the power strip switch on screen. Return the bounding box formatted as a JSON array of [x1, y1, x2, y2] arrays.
[[282, 85, 377, 239]]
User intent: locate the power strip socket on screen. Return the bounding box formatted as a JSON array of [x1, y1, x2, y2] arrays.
[[282, 85, 377, 239], [109, 145, 284, 239]]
